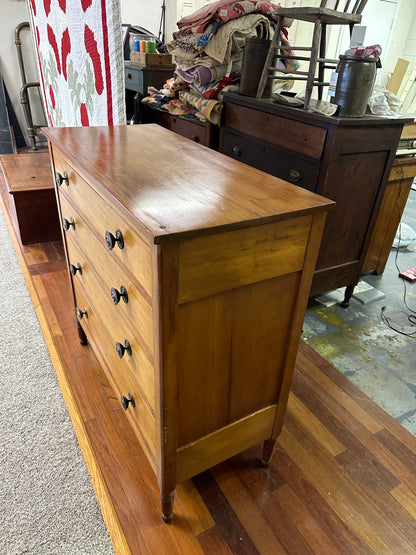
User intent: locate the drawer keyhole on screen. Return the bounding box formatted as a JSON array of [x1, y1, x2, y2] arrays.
[[111, 286, 128, 305], [231, 145, 241, 157], [121, 392, 135, 410], [105, 229, 124, 250], [116, 339, 132, 358]]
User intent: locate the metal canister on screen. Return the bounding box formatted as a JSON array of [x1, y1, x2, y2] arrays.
[[239, 38, 272, 97], [332, 55, 378, 117]]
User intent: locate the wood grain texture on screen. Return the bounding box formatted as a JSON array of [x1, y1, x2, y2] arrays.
[[3, 168, 416, 553], [43, 125, 333, 245]]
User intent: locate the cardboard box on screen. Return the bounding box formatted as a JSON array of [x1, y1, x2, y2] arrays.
[[130, 52, 173, 67]]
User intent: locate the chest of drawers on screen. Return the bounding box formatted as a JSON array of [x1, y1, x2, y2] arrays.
[[220, 93, 409, 305], [44, 124, 333, 522]]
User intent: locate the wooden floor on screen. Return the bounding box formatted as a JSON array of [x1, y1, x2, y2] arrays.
[[2, 166, 416, 554]]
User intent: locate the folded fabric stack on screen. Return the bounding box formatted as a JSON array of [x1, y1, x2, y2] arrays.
[[142, 0, 294, 126]]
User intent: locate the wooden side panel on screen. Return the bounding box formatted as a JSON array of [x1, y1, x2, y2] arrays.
[[176, 406, 276, 483], [178, 217, 311, 303], [177, 272, 301, 446], [316, 150, 388, 270], [363, 157, 416, 274]]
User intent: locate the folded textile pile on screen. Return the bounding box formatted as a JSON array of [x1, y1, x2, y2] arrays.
[[344, 44, 382, 58], [142, 1, 294, 125]]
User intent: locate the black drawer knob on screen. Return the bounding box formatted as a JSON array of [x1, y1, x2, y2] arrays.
[[191, 134, 200, 143], [231, 145, 241, 157], [287, 169, 301, 183], [116, 339, 132, 358], [55, 171, 69, 187], [111, 285, 128, 305], [105, 229, 124, 250], [121, 392, 135, 410], [62, 217, 75, 231], [76, 306, 88, 320], [69, 262, 82, 276]]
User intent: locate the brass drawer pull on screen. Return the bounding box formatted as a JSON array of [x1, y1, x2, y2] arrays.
[[105, 229, 124, 250], [76, 306, 88, 320], [111, 285, 128, 305], [55, 171, 69, 187], [121, 392, 135, 410], [116, 339, 132, 358], [62, 217, 75, 231], [287, 169, 301, 183], [69, 262, 82, 276], [231, 145, 241, 157]]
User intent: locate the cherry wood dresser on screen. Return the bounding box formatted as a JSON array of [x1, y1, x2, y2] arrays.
[[220, 93, 410, 306], [43, 124, 333, 522]]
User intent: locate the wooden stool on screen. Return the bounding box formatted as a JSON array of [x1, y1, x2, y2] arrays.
[[256, 1, 368, 109], [1, 151, 60, 244]]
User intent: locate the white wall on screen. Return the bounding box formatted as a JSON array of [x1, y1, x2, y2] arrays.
[[120, 0, 178, 45]]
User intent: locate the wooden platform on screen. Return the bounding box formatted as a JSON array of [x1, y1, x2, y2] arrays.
[[0, 150, 60, 244], [1, 169, 416, 554]]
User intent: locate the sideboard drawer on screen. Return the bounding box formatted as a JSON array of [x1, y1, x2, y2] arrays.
[[222, 102, 326, 160], [221, 128, 319, 192]]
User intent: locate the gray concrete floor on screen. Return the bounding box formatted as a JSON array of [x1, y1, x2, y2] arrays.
[[302, 187, 416, 436]]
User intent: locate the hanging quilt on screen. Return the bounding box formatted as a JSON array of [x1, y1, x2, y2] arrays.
[[27, 0, 126, 127]]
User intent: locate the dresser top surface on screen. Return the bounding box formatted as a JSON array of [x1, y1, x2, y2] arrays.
[[43, 124, 333, 243]]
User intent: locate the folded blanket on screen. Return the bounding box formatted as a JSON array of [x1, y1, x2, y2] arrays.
[[204, 14, 272, 64], [178, 0, 280, 36], [176, 58, 243, 87], [179, 91, 223, 125]]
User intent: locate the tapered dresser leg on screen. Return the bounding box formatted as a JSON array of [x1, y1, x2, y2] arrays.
[[261, 438, 277, 467], [77, 321, 88, 345], [161, 491, 174, 523]]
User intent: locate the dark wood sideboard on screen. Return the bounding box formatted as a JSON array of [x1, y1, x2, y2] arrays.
[[219, 92, 410, 305]]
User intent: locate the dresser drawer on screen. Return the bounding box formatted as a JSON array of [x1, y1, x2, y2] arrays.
[[124, 65, 144, 93], [153, 110, 214, 147], [221, 128, 319, 192], [73, 284, 156, 462], [60, 197, 154, 358], [73, 274, 155, 413], [53, 151, 152, 298], [222, 102, 326, 160]]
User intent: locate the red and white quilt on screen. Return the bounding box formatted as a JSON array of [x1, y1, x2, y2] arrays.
[[27, 0, 126, 126]]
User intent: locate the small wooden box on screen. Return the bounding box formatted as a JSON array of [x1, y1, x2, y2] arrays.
[[130, 52, 173, 67], [1, 151, 61, 244]]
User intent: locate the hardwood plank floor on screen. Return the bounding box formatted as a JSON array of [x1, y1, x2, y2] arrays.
[[1, 166, 416, 554]]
